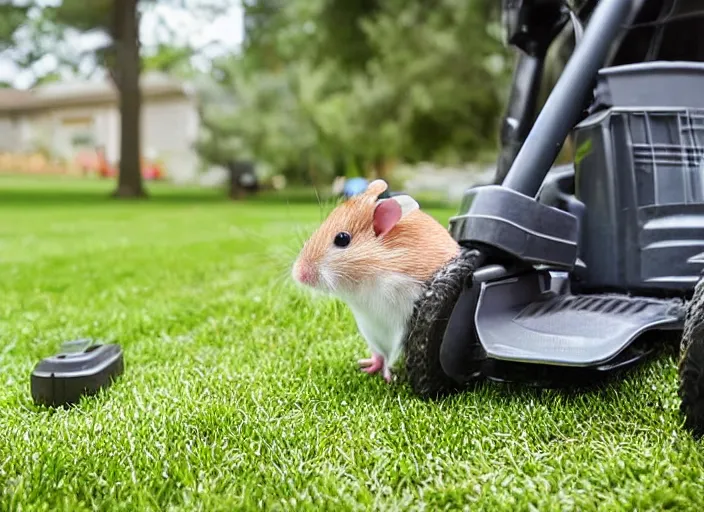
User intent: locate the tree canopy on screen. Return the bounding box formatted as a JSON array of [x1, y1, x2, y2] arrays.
[[198, 0, 511, 186], [0, 4, 29, 51]]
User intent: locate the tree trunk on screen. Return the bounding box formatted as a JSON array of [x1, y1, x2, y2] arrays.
[[112, 0, 145, 198], [373, 156, 395, 180]]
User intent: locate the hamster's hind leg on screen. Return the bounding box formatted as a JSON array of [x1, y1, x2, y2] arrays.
[[382, 364, 392, 383]]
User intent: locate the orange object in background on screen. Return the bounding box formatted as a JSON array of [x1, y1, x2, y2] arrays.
[[74, 150, 99, 174], [73, 147, 166, 180], [141, 158, 165, 180], [96, 149, 117, 178]]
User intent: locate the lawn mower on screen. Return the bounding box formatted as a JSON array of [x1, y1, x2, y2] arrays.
[[403, 0, 704, 437]]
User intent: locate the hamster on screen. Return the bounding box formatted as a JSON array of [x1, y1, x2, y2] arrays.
[[292, 179, 459, 382]]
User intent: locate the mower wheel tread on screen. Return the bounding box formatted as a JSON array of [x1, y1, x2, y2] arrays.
[[404, 246, 482, 399], [679, 276, 704, 439]]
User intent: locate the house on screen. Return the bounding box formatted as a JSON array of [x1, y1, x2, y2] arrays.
[[0, 72, 201, 183]]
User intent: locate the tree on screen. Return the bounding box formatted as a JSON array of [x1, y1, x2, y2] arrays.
[[201, 0, 510, 184], [196, 57, 328, 190], [39, 0, 144, 198], [357, 0, 510, 164], [142, 43, 194, 76], [202, 1, 367, 183], [0, 3, 30, 87], [111, 0, 142, 198], [14, 0, 229, 199], [316, 0, 380, 71], [0, 3, 29, 51]]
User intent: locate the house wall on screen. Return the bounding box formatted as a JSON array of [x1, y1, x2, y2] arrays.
[[0, 91, 201, 183], [0, 115, 21, 151], [13, 104, 114, 158], [141, 95, 200, 183]]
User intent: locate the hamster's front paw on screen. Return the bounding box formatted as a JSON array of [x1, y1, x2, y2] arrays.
[[358, 352, 384, 375], [358, 353, 396, 384]]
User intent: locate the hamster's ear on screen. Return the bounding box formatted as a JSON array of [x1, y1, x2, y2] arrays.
[[373, 195, 420, 237], [365, 179, 388, 198]]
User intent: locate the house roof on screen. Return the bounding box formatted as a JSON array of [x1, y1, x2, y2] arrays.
[[0, 89, 35, 111], [0, 72, 193, 114]]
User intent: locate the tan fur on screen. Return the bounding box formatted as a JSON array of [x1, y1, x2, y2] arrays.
[[295, 180, 459, 292]]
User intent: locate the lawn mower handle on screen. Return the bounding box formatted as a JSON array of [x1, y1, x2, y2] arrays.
[[501, 0, 635, 197], [494, 53, 544, 186]]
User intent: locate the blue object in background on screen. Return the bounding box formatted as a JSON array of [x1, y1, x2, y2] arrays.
[[342, 177, 368, 198]]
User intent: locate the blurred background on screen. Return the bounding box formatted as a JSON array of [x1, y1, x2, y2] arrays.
[[0, 0, 521, 205]]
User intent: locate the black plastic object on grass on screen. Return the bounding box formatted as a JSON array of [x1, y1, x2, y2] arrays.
[[31, 339, 124, 407]]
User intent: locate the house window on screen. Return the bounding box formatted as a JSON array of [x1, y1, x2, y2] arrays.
[[59, 115, 95, 155], [71, 132, 95, 147]]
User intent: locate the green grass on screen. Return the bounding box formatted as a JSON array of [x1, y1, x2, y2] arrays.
[[0, 175, 703, 511]]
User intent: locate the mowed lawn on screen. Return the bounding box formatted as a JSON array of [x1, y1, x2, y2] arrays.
[[1, 175, 703, 511]]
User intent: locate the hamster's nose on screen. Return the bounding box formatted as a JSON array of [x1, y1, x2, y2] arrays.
[[293, 260, 318, 286]]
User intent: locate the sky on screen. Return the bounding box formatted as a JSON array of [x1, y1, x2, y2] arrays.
[[0, 1, 245, 89]]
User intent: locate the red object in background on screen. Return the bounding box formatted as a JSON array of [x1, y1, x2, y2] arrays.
[[97, 150, 117, 178], [74, 147, 165, 180], [141, 159, 164, 180]]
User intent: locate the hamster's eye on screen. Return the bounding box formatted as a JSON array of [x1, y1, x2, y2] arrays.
[[333, 231, 351, 248]]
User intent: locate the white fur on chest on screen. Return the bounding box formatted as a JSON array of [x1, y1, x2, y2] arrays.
[[337, 273, 424, 369]]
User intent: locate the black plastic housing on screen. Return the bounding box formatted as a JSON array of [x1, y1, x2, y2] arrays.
[[500, 0, 636, 197], [31, 342, 124, 407], [573, 61, 704, 293], [449, 185, 579, 269]]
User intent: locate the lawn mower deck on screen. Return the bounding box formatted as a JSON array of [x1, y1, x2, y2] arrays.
[[469, 267, 685, 387], [476, 272, 683, 367]]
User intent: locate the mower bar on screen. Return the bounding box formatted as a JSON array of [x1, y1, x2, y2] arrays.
[[501, 0, 635, 197]]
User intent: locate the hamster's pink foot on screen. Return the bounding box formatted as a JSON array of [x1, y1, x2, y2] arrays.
[[358, 353, 384, 375]]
